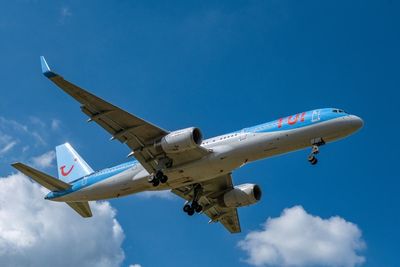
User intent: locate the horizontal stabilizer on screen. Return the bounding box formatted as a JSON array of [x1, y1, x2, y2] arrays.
[[12, 162, 70, 191], [67, 202, 92, 218], [12, 162, 92, 218]]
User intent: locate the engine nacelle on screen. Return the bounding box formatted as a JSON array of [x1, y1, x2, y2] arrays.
[[159, 127, 203, 153], [218, 184, 262, 208]]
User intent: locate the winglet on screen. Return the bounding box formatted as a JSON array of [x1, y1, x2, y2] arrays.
[[40, 56, 58, 78]]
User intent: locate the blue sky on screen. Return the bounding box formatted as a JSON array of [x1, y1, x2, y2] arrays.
[[0, 1, 399, 266]]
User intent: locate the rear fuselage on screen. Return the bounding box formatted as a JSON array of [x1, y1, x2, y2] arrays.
[[46, 108, 363, 202]]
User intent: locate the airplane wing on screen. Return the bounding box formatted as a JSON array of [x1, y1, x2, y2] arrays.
[[172, 173, 241, 234], [40, 57, 210, 174]]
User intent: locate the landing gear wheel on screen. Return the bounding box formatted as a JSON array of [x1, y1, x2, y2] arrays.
[[181, 184, 204, 216], [148, 175, 160, 186], [191, 201, 199, 210], [308, 155, 318, 165], [155, 170, 164, 180], [152, 179, 160, 187], [311, 145, 320, 155], [187, 208, 195, 216], [195, 205, 203, 213], [149, 170, 167, 186], [160, 175, 168, 184], [308, 143, 323, 165], [183, 204, 191, 213], [148, 175, 156, 183]]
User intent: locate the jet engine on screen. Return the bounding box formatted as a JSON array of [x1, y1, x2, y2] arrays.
[[158, 127, 203, 153], [218, 184, 262, 208]]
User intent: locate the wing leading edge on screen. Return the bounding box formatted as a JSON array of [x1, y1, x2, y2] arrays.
[[40, 56, 210, 174], [40, 56, 167, 174]]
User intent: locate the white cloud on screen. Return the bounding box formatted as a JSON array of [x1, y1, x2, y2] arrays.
[[0, 117, 28, 133], [61, 7, 72, 17], [129, 265, 142, 267], [0, 173, 125, 267], [0, 116, 47, 151], [59, 6, 72, 24], [31, 150, 56, 169], [135, 190, 175, 200], [29, 116, 46, 128], [0, 132, 18, 157], [0, 141, 17, 156], [51, 119, 62, 131], [0, 117, 65, 164], [238, 206, 365, 267]]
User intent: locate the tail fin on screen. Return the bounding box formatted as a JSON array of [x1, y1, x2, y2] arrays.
[[56, 143, 93, 183]]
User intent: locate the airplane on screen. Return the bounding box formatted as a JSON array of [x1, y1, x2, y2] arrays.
[[12, 56, 364, 233]]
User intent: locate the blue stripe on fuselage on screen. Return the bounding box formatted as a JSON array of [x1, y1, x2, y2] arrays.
[[243, 108, 348, 134], [46, 161, 138, 200]]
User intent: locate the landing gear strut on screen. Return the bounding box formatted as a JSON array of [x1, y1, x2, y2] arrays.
[[148, 170, 168, 187], [308, 138, 325, 165], [182, 184, 203, 216]]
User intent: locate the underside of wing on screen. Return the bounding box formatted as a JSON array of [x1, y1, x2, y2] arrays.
[[172, 173, 241, 234]]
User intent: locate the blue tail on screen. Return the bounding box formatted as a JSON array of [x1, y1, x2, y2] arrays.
[[56, 143, 94, 183]]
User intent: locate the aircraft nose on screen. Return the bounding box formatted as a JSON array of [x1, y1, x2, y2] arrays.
[[349, 115, 364, 131]]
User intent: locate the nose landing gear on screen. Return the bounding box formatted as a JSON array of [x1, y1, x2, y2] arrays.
[[308, 138, 325, 165], [308, 146, 319, 165]]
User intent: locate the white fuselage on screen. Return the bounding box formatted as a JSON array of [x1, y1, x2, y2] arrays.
[[52, 112, 362, 202]]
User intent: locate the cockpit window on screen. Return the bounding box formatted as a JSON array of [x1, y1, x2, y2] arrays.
[[333, 109, 349, 114]]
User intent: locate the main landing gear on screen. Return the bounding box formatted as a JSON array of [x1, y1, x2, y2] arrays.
[[182, 184, 203, 216], [183, 201, 203, 216], [308, 138, 325, 165], [148, 170, 168, 187]]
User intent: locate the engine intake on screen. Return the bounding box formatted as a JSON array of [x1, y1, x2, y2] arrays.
[[219, 184, 262, 208], [159, 127, 203, 153]]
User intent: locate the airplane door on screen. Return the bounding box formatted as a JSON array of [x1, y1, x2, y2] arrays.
[[239, 130, 247, 141], [312, 110, 321, 122]]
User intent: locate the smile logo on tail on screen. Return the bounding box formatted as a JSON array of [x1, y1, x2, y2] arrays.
[[60, 158, 77, 177]]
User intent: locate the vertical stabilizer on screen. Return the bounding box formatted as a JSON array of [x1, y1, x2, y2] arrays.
[[56, 143, 94, 183]]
